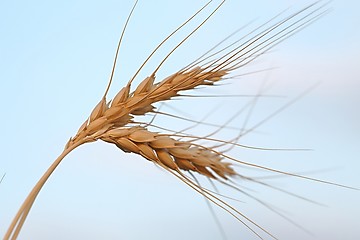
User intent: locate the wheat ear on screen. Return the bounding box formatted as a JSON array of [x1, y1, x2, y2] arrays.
[[5, 1, 342, 239]]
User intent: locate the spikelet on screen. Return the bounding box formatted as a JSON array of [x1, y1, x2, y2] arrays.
[[66, 66, 228, 149], [100, 126, 236, 179]]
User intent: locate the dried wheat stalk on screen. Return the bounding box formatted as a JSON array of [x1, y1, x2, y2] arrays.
[[4, 1, 351, 240]]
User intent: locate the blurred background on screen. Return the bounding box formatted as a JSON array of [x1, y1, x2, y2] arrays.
[[0, 0, 359, 239]]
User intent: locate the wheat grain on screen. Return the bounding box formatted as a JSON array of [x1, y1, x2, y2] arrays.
[[4, 1, 349, 240]]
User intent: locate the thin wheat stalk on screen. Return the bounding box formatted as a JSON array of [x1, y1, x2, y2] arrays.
[[4, 1, 355, 239], [0, 173, 5, 185]]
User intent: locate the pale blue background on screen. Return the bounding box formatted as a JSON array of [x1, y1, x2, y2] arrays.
[[0, 0, 359, 239]]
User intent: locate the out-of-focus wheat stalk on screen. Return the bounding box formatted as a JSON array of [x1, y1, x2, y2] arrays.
[[4, 1, 355, 240], [0, 173, 5, 185]]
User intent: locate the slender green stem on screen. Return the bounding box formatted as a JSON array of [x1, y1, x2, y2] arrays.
[[4, 138, 89, 240]]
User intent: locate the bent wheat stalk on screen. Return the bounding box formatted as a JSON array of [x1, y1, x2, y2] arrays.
[[5, 1, 352, 239]]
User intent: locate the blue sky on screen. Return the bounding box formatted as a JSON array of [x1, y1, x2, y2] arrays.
[[0, 0, 359, 239]]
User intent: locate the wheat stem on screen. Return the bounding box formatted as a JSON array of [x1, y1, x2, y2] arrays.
[[4, 138, 89, 240]]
